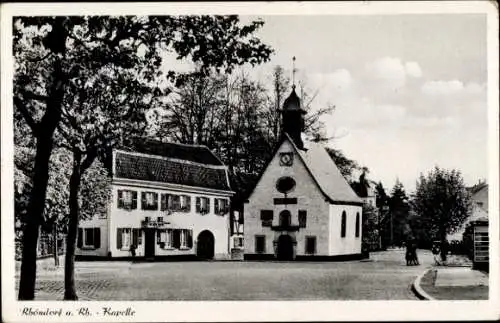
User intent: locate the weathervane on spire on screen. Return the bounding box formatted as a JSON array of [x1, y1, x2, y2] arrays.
[[292, 56, 297, 90]]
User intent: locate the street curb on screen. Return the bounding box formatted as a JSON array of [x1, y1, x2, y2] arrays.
[[412, 267, 436, 300]]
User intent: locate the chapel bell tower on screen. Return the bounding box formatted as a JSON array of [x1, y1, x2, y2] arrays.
[[281, 57, 306, 150]]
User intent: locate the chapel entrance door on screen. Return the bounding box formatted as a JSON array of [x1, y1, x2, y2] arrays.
[[276, 234, 294, 260]]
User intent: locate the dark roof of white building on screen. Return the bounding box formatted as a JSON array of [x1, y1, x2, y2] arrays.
[[113, 141, 232, 192]]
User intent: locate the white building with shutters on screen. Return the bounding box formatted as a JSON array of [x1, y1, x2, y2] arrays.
[[76, 140, 234, 260]]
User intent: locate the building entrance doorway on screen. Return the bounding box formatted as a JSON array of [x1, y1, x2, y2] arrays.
[[197, 230, 215, 260], [144, 229, 155, 259], [276, 234, 294, 260]]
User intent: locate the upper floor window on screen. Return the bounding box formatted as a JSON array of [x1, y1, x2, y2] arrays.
[[214, 198, 229, 216], [261, 210, 273, 227], [279, 210, 291, 227], [141, 191, 159, 210], [196, 197, 210, 214], [298, 210, 307, 228], [355, 212, 360, 238], [341, 211, 347, 238], [117, 190, 137, 210], [161, 194, 191, 212]]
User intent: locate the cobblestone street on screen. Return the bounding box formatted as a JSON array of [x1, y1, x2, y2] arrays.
[[16, 250, 434, 300]]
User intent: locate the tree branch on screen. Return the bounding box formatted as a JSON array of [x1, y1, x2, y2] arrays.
[[27, 51, 51, 63], [20, 89, 50, 102], [13, 97, 39, 135]]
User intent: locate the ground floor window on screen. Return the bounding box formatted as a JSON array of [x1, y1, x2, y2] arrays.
[[233, 236, 244, 249], [305, 236, 316, 255], [117, 228, 132, 250], [158, 229, 192, 249], [255, 235, 266, 253], [77, 227, 101, 249]]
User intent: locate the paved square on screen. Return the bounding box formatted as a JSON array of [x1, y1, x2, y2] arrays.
[[16, 250, 433, 300]]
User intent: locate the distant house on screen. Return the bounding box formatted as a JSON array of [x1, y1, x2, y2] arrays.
[[76, 141, 234, 260], [351, 174, 377, 207], [447, 182, 488, 241], [243, 86, 363, 260]]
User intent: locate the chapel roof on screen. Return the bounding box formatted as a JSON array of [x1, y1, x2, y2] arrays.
[[282, 87, 303, 112], [113, 142, 232, 192], [293, 135, 363, 205], [246, 133, 363, 205]]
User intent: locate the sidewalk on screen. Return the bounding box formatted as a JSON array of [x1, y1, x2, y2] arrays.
[[413, 265, 489, 300]]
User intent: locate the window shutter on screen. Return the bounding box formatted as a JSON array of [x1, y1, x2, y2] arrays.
[[141, 192, 146, 210], [186, 196, 191, 211], [117, 228, 122, 249], [117, 190, 123, 208], [161, 194, 167, 211], [77, 228, 83, 248], [132, 229, 138, 246], [94, 228, 101, 248], [173, 230, 181, 249], [214, 199, 219, 214], [206, 198, 210, 213], [196, 197, 201, 213], [131, 191, 138, 209], [187, 230, 193, 248], [153, 192, 158, 210]]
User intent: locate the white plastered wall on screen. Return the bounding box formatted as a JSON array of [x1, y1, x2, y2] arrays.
[[107, 184, 230, 259], [328, 204, 363, 255], [244, 139, 330, 256]]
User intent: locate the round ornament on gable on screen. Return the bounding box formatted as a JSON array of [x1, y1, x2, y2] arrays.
[[276, 176, 296, 193]]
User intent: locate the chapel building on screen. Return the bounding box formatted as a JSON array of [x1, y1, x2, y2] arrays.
[[243, 86, 364, 260], [76, 140, 234, 260]]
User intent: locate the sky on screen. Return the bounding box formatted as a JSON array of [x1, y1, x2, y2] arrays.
[[241, 14, 489, 193], [162, 13, 488, 194]]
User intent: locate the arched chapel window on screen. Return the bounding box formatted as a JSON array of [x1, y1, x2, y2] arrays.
[[341, 211, 347, 238], [355, 212, 360, 238], [280, 210, 291, 227]]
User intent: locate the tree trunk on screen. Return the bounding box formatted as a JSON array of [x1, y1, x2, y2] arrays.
[[64, 149, 82, 300], [17, 17, 67, 299], [53, 224, 59, 267], [440, 229, 448, 262], [18, 74, 63, 299]]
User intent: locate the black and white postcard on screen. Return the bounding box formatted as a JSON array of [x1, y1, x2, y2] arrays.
[[1, 1, 498, 322]]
